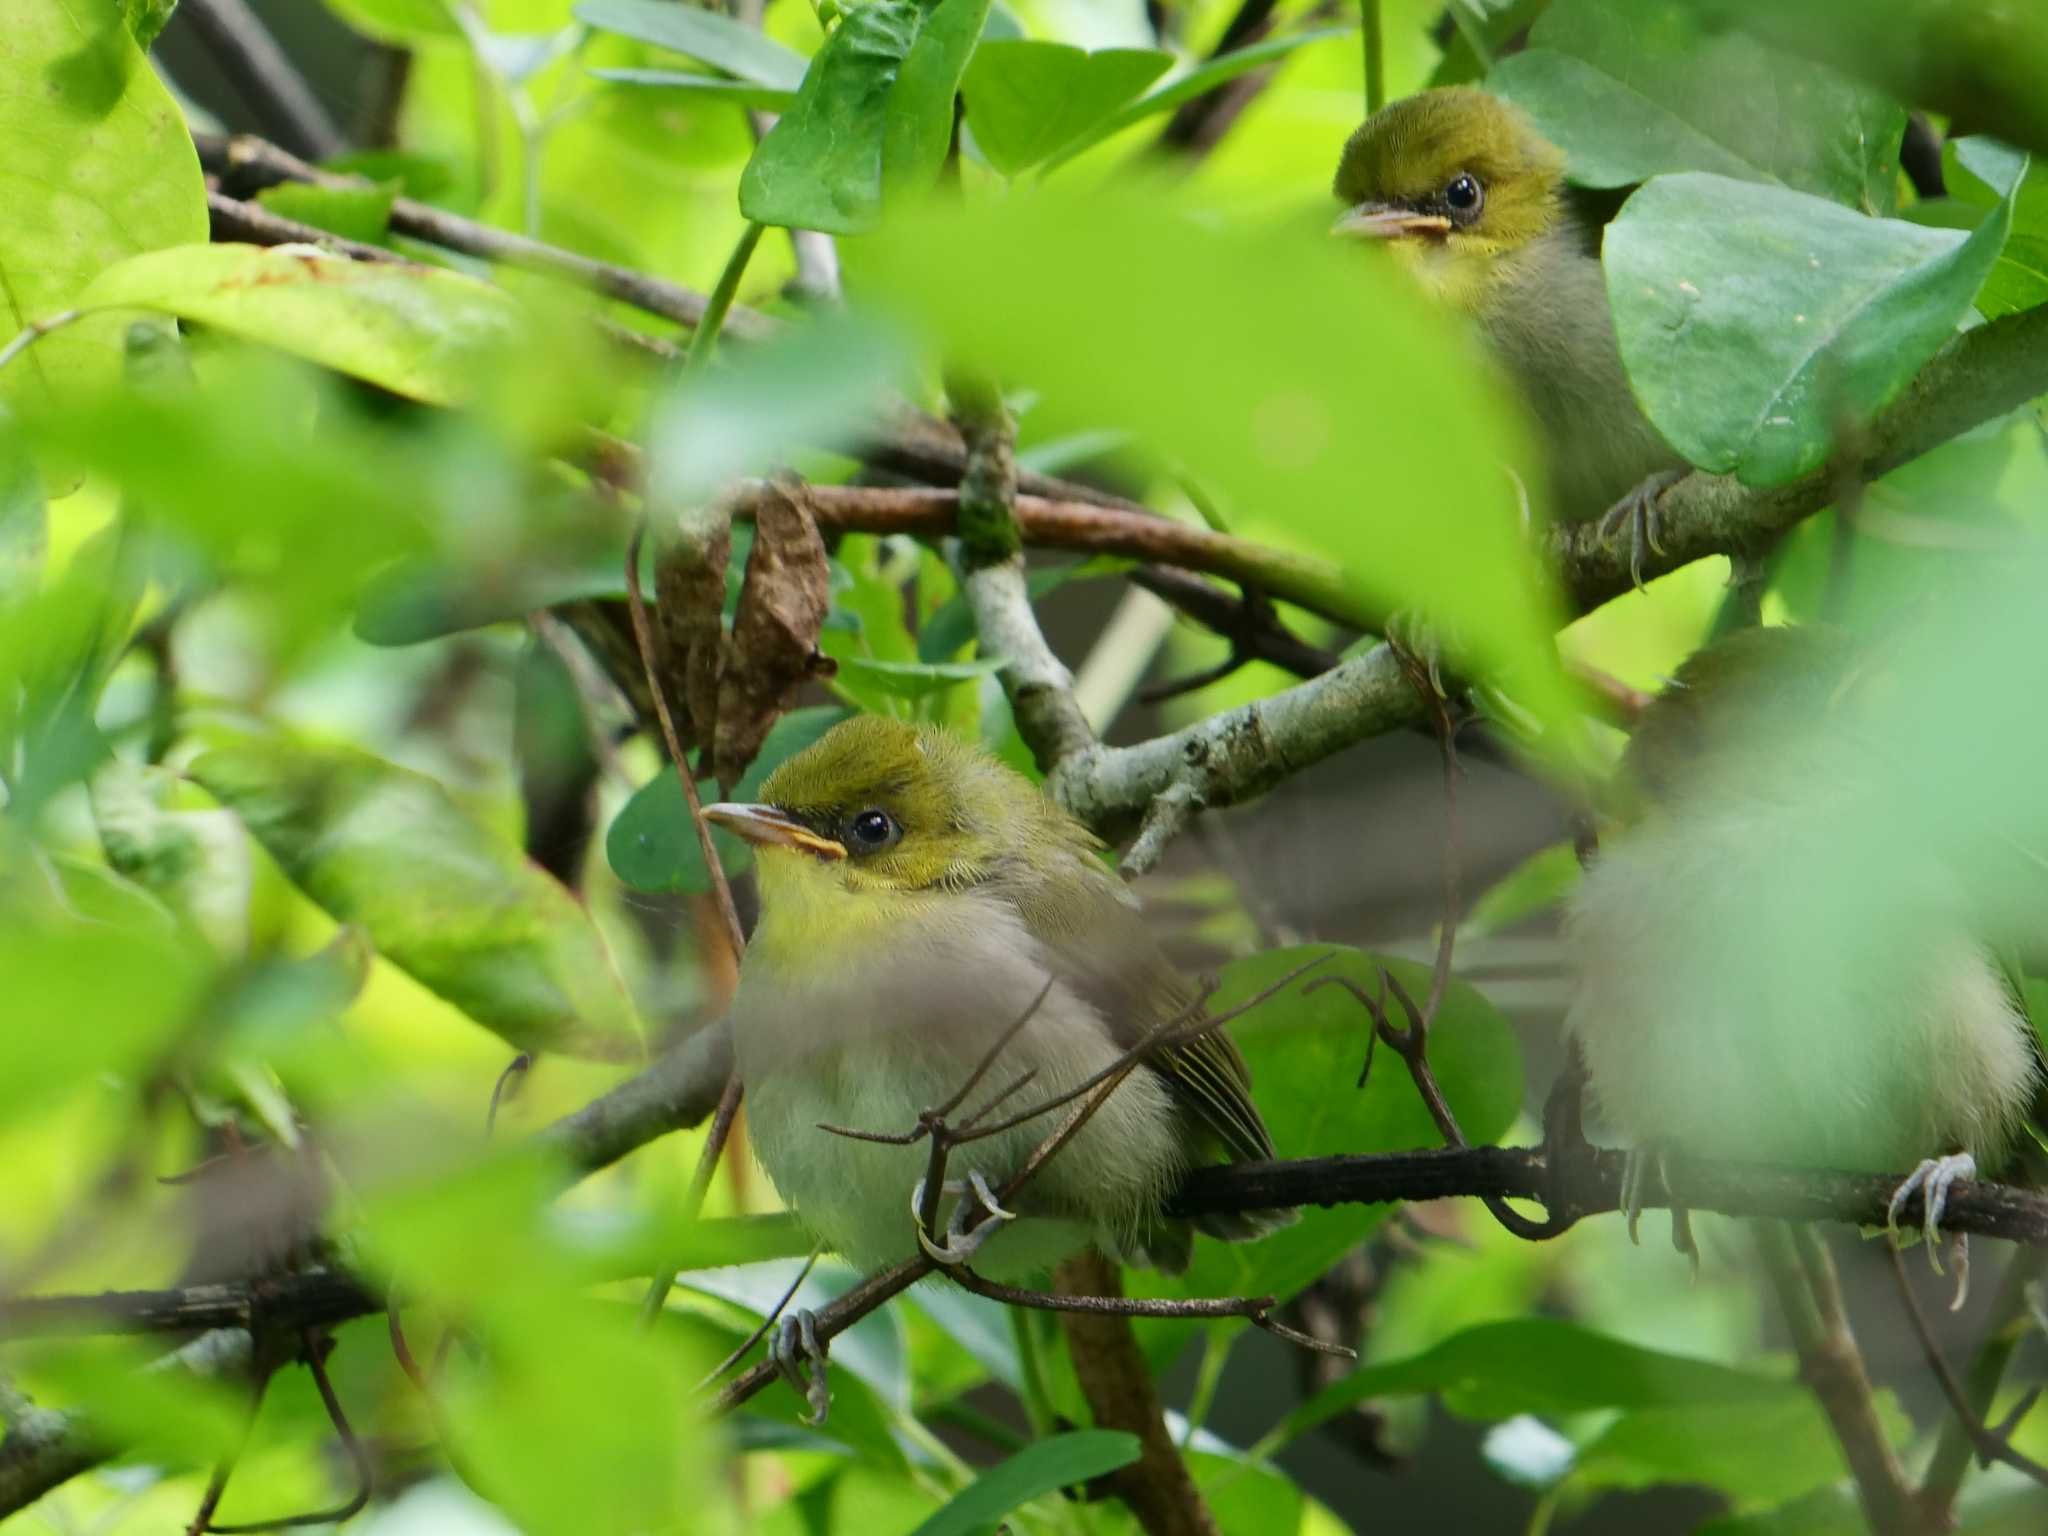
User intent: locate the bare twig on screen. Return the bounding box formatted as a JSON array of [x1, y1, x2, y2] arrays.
[[1757, 1224, 1919, 1536], [181, 0, 345, 160], [1920, 1245, 2048, 1521], [1888, 1247, 2048, 1497]]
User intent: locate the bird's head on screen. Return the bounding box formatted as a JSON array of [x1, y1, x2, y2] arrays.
[[703, 716, 1091, 933], [1331, 86, 1567, 310]]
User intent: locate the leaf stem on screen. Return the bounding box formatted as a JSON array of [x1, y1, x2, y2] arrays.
[[0, 310, 84, 376], [685, 221, 769, 376], [1360, 0, 1384, 114]]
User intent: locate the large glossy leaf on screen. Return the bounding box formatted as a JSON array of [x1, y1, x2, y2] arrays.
[[0, 3, 206, 410], [908, 1431, 1140, 1536], [192, 730, 642, 1058], [867, 186, 1575, 736], [1140, 946, 1521, 1310], [1489, 0, 1904, 211], [1606, 166, 2021, 486], [1266, 1317, 1807, 1449], [80, 244, 525, 406], [961, 40, 1172, 176], [739, 0, 990, 234], [607, 705, 851, 894], [575, 0, 810, 90]]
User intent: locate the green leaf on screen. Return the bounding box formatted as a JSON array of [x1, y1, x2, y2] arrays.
[[907, 1431, 1140, 1536], [0, 407, 44, 605], [120, 0, 179, 49], [589, 67, 797, 111], [1142, 946, 1521, 1311], [915, 558, 1123, 662], [1607, 170, 2020, 486], [1576, 1393, 1910, 1506], [575, 0, 811, 90], [1043, 27, 1349, 172], [1267, 1318, 1807, 1449], [606, 706, 851, 894], [961, 40, 1172, 176], [884, 0, 993, 197], [1461, 841, 1581, 938], [1945, 136, 2048, 319], [191, 729, 642, 1058], [739, 0, 919, 233], [255, 179, 400, 246], [79, 244, 525, 406], [0, 3, 206, 411], [354, 536, 630, 646], [1489, 0, 1905, 211], [867, 185, 1576, 747], [835, 655, 1005, 698]]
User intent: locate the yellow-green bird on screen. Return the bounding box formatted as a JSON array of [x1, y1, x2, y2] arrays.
[[702, 716, 1289, 1280], [1331, 86, 1686, 564]]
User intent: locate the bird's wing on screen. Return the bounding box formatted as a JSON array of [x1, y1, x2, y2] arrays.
[[1012, 856, 1276, 1164]]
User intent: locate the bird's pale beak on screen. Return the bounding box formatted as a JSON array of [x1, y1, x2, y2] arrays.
[[1331, 202, 1453, 241], [700, 803, 847, 861]]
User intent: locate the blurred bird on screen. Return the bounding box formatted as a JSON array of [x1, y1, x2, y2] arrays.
[[1331, 86, 1687, 576], [1563, 625, 2042, 1291], [702, 715, 1290, 1283]]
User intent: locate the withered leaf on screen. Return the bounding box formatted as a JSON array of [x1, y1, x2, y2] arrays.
[[652, 506, 731, 751], [713, 477, 833, 789]]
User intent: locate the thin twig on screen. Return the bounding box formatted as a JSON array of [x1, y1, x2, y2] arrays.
[[1887, 1246, 2048, 1493], [1920, 1244, 2048, 1519], [204, 1334, 373, 1532]]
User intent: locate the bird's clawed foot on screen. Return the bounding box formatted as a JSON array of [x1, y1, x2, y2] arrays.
[[1620, 1143, 1699, 1274], [1596, 468, 1687, 589], [770, 1307, 831, 1425], [1888, 1152, 1975, 1310], [912, 1170, 1016, 1267]]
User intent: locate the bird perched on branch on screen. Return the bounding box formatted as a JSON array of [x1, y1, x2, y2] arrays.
[[1563, 624, 2043, 1290], [702, 715, 1290, 1282], [1331, 86, 1686, 575]]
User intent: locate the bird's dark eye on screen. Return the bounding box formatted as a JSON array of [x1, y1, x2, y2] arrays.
[[1444, 173, 1483, 219], [847, 808, 899, 852]]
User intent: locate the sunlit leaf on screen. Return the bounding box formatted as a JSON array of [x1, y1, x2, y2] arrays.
[[1044, 27, 1351, 172], [607, 705, 851, 893], [80, 244, 525, 406], [834, 655, 1005, 698], [962, 40, 1172, 176], [0, 407, 46, 605], [1461, 841, 1581, 938], [1489, 0, 1905, 211], [907, 1431, 1140, 1536], [575, 0, 811, 90], [90, 758, 254, 958], [1483, 1415, 1577, 1488], [1606, 166, 2020, 486], [884, 0, 994, 198], [868, 185, 1574, 735], [1944, 137, 2048, 320], [0, 3, 206, 411], [192, 728, 642, 1057], [255, 179, 401, 247]]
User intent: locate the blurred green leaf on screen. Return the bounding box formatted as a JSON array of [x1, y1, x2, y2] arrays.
[[907, 1431, 1139, 1536], [354, 535, 630, 647], [192, 728, 642, 1057], [1044, 27, 1350, 172], [961, 40, 1171, 176], [1488, 0, 1905, 210], [90, 758, 253, 957], [867, 186, 1573, 735], [1679, 0, 2048, 165], [835, 655, 1005, 698], [1576, 1392, 1909, 1507], [0, 3, 206, 411], [0, 407, 45, 604], [1461, 841, 1581, 938], [255, 180, 400, 246], [119, 0, 179, 48], [80, 244, 525, 406], [607, 705, 851, 893], [589, 67, 797, 110], [1267, 1317, 1806, 1449], [575, 0, 811, 90], [644, 312, 912, 510], [1141, 946, 1521, 1312], [915, 558, 1123, 662], [1606, 167, 2019, 486], [21, 1337, 246, 1470]]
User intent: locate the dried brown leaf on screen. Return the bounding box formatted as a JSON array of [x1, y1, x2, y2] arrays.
[[713, 478, 833, 788], [653, 510, 731, 752]]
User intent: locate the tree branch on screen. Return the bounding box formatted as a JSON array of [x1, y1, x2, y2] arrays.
[[179, 0, 345, 161]]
